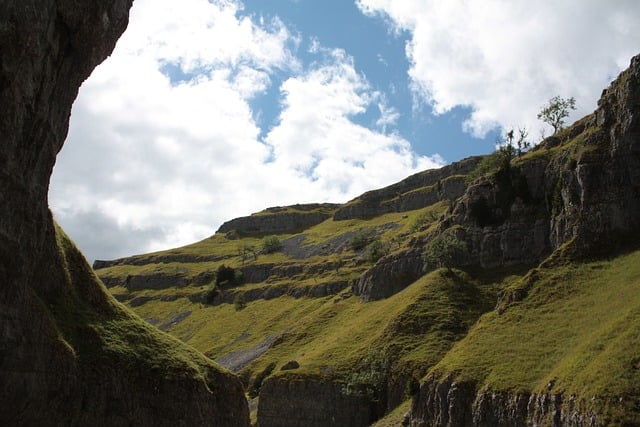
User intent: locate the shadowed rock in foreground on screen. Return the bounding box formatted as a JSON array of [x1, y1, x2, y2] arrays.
[[0, 1, 248, 425]]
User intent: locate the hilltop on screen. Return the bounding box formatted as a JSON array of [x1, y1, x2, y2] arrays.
[[95, 54, 640, 426]]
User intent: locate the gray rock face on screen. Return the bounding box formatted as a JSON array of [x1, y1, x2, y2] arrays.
[[333, 157, 482, 220], [550, 55, 640, 256], [258, 375, 381, 427], [217, 203, 339, 235], [0, 1, 248, 425], [410, 375, 599, 427], [354, 248, 424, 301], [94, 252, 222, 269], [338, 54, 640, 308]]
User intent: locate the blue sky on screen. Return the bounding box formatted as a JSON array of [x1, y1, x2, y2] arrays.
[[242, 0, 498, 160], [49, 0, 640, 262]]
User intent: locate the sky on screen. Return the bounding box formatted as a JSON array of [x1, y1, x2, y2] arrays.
[[49, 0, 640, 263]]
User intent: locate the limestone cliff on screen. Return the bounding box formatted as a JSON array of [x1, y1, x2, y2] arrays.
[[355, 55, 640, 304], [408, 54, 640, 427], [333, 157, 481, 221], [0, 2, 248, 425], [217, 203, 339, 235], [258, 375, 381, 427]]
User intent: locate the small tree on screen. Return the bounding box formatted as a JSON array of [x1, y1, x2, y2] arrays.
[[342, 349, 390, 400], [537, 96, 576, 135], [262, 235, 282, 254], [422, 233, 467, 272], [365, 238, 389, 264], [216, 264, 238, 287], [505, 128, 531, 157], [233, 293, 246, 311], [238, 243, 257, 264]]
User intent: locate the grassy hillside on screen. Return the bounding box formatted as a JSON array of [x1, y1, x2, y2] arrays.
[[430, 250, 640, 425], [47, 224, 249, 425], [95, 109, 640, 424]]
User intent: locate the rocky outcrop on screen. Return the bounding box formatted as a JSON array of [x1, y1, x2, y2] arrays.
[[0, 1, 248, 425], [242, 260, 337, 284], [333, 157, 481, 220], [354, 248, 424, 302], [331, 55, 640, 307], [409, 54, 640, 427], [258, 374, 382, 427], [100, 270, 213, 290], [203, 279, 350, 305], [549, 56, 640, 256], [217, 203, 339, 235], [420, 54, 640, 276], [94, 252, 222, 269], [450, 174, 551, 269], [410, 375, 600, 427]]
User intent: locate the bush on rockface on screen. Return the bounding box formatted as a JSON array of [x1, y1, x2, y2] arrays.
[[365, 238, 389, 264], [262, 235, 282, 254], [422, 234, 468, 272]]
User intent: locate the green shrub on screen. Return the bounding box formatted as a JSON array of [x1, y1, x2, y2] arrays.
[[342, 349, 390, 400], [350, 230, 374, 252], [365, 238, 389, 264], [422, 233, 468, 272], [233, 293, 246, 311], [204, 283, 219, 304], [466, 151, 504, 182], [262, 235, 282, 254], [216, 264, 241, 288]]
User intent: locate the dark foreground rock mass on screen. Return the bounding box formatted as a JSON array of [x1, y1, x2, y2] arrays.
[[0, 2, 248, 425]]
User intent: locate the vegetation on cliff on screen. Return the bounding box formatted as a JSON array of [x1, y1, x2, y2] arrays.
[[94, 54, 640, 426]]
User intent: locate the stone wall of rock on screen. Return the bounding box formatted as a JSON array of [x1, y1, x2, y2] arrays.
[[354, 248, 424, 302], [94, 252, 222, 269], [0, 2, 248, 425], [217, 203, 338, 235], [550, 55, 640, 257], [409, 375, 600, 427], [203, 279, 350, 306], [333, 157, 482, 220], [258, 375, 382, 427]]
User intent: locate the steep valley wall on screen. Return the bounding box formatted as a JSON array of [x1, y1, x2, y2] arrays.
[[0, 2, 248, 425]]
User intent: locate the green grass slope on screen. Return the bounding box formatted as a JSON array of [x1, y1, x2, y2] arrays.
[[50, 225, 249, 425], [430, 250, 640, 425]]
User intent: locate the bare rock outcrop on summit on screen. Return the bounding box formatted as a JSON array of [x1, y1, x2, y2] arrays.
[[0, 1, 248, 425], [217, 203, 339, 235], [333, 157, 482, 220]]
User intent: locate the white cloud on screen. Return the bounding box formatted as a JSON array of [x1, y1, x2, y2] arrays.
[[357, 0, 640, 138], [50, 0, 440, 262]]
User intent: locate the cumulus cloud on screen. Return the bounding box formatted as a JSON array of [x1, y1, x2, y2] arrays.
[[50, 0, 440, 262], [357, 0, 640, 137]]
